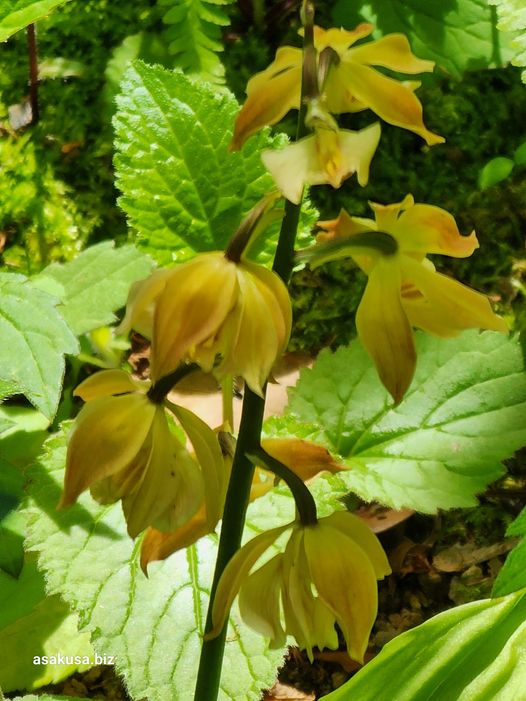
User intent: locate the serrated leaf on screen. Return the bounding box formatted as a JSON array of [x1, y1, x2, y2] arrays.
[[0, 0, 71, 41], [266, 332, 526, 513], [478, 156, 515, 190], [113, 61, 283, 265], [24, 427, 285, 701], [0, 274, 78, 419], [490, 0, 526, 83], [320, 588, 526, 701], [493, 507, 526, 597], [32, 242, 154, 336], [332, 0, 516, 79]]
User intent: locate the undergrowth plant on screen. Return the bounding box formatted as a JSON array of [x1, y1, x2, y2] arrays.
[[1, 1, 526, 701]]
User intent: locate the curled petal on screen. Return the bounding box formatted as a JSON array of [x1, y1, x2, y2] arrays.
[[239, 555, 286, 648], [356, 259, 416, 403], [208, 523, 291, 639], [74, 369, 149, 401], [243, 261, 292, 353], [151, 254, 238, 381], [329, 62, 444, 145], [117, 268, 172, 339], [394, 204, 479, 257], [312, 24, 374, 52], [348, 34, 435, 74], [61, 394, 156, 507], [231, 46, 302, 151], [304, 524, 378, 663], [401, 258, 508, 335], [261, 438, 342, 481], [369, 194, 414, 232]]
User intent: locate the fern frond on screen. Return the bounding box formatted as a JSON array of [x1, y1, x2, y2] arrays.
[[160, 0, 234, 83], [490, 0, 526, 83]]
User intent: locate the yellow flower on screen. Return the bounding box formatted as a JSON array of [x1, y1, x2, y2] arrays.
[[61, 369, 225, 538], [316, 195, 508, 403], [207, 511, 390, 662], [232, 24, 443, 150], [120, 252, 292, 396], [261, 121, 381, 204]]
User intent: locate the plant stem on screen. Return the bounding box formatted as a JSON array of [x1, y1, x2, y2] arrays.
[[221, 374, 234, 429], [147, 363, 199, 403], [27, 23, 39, 124]]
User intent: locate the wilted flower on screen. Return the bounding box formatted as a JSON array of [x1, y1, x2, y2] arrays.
[[120, 252, 292, 396], [61, 369, 225, 538], [207, 511, 391, 662], [261, 121, 381, 204], [232, 24, 443, 150], [316, 195, 508, 403]]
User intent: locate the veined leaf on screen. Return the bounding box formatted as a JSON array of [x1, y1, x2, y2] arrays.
[[493, 507, 526, 597], [0, 274, 78, 418], [113, 61, 283, 265], [265, 331, 526, 513], [320, 588, 526, 701], [24, 428, 285, 701], [0, 0, 71, 41], [160, 0, 234, 83], [490, 0, 526, 83], [332, 0, 516, 79], [10, 696, 91, 701], [32, 242, 154, 336]]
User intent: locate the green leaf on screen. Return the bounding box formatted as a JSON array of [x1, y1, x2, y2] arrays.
[[32, 242, 154, 336], [10, 696, 91, 701], [320, 588, 526, 701], [514, 140, 526, 165], [266, 331, 526, 513], [113, 61, 283, 265], [332, 0, 516, 79], [493, 507, 526, 597], [160, 0, 234, 83], [24, 427, 285, 701], [0, 0, 71, 41], [478, 156, 515, 190], [0, 274, 78, 418], [490, 0, 526, 83]]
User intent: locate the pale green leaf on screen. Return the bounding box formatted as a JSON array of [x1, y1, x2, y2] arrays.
[[113, 61, 283, 265], [32, 242, 154, 336], [489, 0, 526, 82], [332, 0, 516, 79], [11, 696, 91, 701], [0, 0, 71, 41], [266, 331, 526, 513], [320, 588, 526, 701], [493, 507, 526, 597], [0, 274, 78, 418], [514, 141, 526, 165], [24, 428, 285, 701], [478, 157, 515, 190]]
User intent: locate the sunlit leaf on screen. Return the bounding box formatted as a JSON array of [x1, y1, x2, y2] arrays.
[[0, 0, 71, 41]]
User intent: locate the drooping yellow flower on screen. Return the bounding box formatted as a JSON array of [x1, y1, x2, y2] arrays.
[[61, 369, 225, 538], [261, 121, 381, 204], [316, 195, 508, 403], [232, 25, 443, 150], [207, 511, 391, 662], [120, 252, 292, 396]]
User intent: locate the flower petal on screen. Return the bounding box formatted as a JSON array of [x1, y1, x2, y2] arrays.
[[231, 47, 302, 151], [61, 394, 155, 507], [312, 24, 374, 53], [208, 523, 291, 639], [261, 438, 342, 481], [117, 268, 172, 339], [323, 511, 391, 579], [369, 194, 414, 231], [401, 257, 508, 335], [393, 204, 479, 257], [356, 258, 416, 403], [304, 524, 379, 663], [348, 34, 435, 74], [74, 369, 149, 401], [330, 62, 444, 145], [239, 555, 287, 648], [261, 137, 315, 204]]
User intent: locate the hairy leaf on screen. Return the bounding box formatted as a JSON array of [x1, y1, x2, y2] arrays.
[[493, 507, 526, 596], [24, 428, 285, 701], [33, 242, 154, 336], [114, 61, 283, 265], [490, 0, 526, 82], [332, 0, 515, 79], [160, 0, 234, 83], [0, 274, 78, 418], [320, 588, 526, 701], [0, 0, 71, 41], [266, 332, 526, 513], [10, 696, 91, 701]]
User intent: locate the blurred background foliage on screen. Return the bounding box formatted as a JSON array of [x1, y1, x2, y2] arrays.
[[0, 0, 525, 351]]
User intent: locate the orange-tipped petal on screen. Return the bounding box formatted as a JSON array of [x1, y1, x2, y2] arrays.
[[330, 62, 444, 145], [74, 369, 149, 400], [369, 194, 414, 231], [356, 259, 416, 403], [348, 34, 435, 74], [261, 438, 342, 481], [231, 46, 302, 151], [312, 24, 374, 52], [394, 204, 479, 257]]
